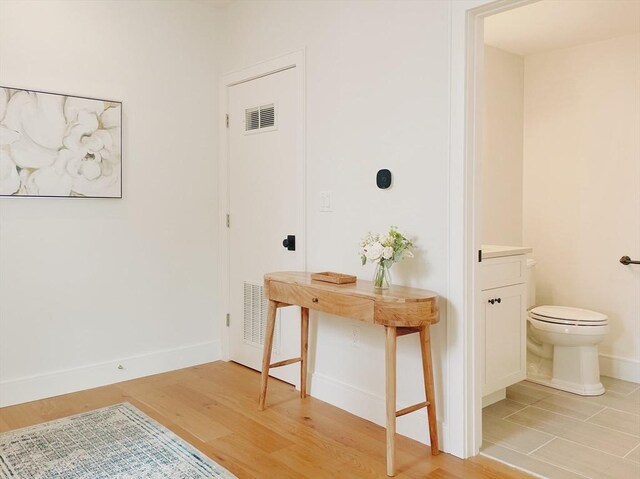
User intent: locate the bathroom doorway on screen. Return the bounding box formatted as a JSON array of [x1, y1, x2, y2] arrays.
[[470, 0, 640, 476]]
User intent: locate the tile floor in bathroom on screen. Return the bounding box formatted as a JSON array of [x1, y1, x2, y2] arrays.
[[481, 377, 640, 479]]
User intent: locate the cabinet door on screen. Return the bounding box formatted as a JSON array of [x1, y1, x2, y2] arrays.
[[482, 283, 527, 396]]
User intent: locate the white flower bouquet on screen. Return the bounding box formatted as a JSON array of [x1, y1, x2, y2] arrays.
[[359, 226, 414, 289]]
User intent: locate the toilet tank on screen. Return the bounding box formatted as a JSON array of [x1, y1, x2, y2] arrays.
[[526, 258, 537, 309]]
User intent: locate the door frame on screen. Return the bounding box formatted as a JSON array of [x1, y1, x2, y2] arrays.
[[218, 50, 307, 361], [448, 0, 538, 457]]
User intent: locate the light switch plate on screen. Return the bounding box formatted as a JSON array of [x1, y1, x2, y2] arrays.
[[320, 190, 333, 212]]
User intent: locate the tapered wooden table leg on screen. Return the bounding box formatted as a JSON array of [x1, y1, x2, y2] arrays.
[[419, 325, 439, 454], [300, 307, 309, 398], [385, 326, 397, 476], [259, 299, 278, 411]]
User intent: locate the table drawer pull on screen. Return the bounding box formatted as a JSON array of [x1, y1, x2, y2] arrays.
[[312, 297, 319, 303]]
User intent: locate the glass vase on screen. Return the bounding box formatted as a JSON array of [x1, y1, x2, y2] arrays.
[[373, 262, 391, 289]]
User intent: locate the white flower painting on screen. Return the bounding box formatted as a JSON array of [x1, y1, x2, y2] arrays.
[[0, 87, 122, 197]]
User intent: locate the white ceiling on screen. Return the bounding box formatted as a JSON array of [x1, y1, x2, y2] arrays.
[[484, 0, 640, 56]]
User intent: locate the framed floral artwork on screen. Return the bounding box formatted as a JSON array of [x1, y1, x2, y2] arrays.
[[0, 86, 122, 198]]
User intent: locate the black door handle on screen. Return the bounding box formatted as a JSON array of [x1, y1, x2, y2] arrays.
[[282, 235, 296, 251], [488, 299, 495, 305], [620, 256, 640, 265], [496, 298, 501, 304]]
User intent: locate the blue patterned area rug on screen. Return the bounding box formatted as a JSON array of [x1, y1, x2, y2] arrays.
[[0, 402, 237, 478]]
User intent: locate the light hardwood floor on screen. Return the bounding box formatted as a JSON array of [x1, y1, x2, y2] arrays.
[[0, 361, 532, 478]]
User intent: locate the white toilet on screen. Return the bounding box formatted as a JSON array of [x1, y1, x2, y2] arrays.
[[526, 259, 610, 396]]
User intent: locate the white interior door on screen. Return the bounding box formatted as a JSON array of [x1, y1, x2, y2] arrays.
[[227, 67, 303, 385]]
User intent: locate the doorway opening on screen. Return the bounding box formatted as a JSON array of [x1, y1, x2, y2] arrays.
[[468, 0, 640, 476]]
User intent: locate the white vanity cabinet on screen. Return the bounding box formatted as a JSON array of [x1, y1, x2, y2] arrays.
[[480, 248, 531, 399]]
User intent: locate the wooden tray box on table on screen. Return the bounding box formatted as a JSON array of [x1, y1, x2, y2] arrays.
[[310, 271, 357, 284]]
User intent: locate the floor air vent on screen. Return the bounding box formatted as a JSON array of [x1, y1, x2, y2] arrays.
[[243, 281, 279, 350]]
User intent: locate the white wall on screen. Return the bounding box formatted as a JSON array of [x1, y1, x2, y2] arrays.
[[0, 0, 496, 457], [0, 0, 224, 405], [523, 33, 640, 380], [221, 0, 451, 448], [482, 45, 524, 246]]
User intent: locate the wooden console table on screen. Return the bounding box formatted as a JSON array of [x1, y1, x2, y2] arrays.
[[258, 272, 440, 476]]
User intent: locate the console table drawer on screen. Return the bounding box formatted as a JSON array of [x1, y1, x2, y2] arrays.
[[268, 281, 374, 323]]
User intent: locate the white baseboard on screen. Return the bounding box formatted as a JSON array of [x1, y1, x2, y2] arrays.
[[0, 340, 222, 407], [482, 389, 506, 408], [599, 354, 640, 383], [309, 371, 442, 449]]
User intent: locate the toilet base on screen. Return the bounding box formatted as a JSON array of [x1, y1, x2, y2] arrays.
[[526, 372, 605, 396], [527, 332, 607, 397], [526, 344, 606, 396]]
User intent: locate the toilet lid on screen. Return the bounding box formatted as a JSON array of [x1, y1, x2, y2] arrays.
[[529, 313, 608, 326], [530, 305, 608, 323]]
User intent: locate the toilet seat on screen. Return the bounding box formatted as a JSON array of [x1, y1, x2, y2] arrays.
[[529, 305, 608, 327], [530, 314, 608, 327]]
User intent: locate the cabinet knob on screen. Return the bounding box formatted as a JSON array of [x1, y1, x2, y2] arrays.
[[496, 298, 501, 304], [488, 299, 495, 305], [312, 297, 319, 303]]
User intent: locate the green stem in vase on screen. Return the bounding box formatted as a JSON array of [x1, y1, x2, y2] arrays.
[[373, 262, 390, 289]]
